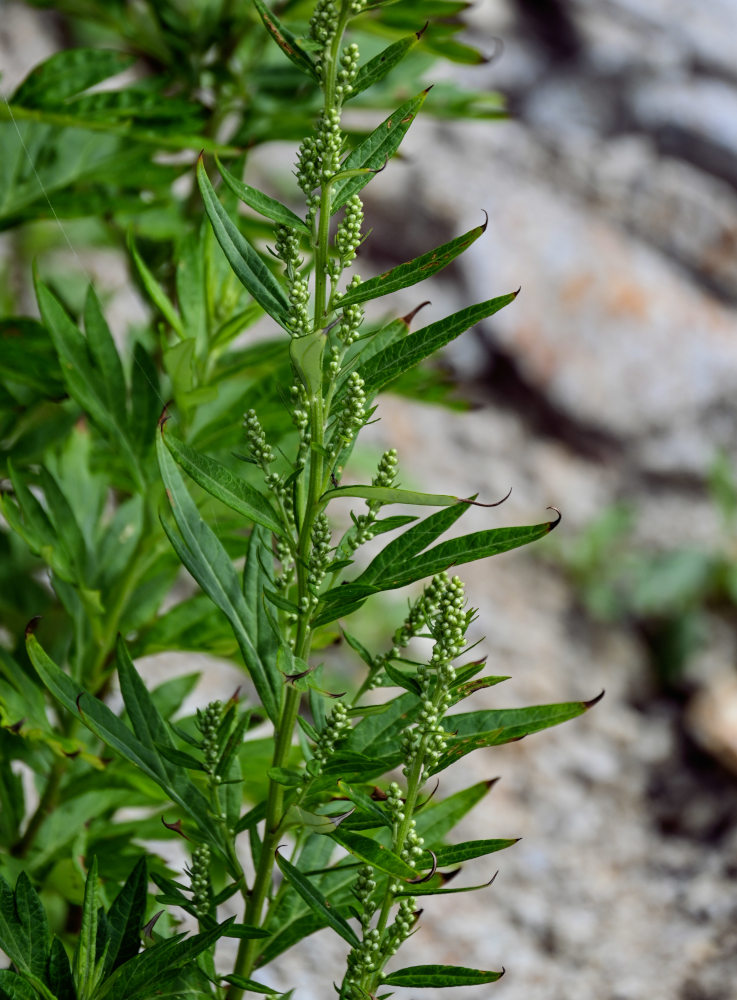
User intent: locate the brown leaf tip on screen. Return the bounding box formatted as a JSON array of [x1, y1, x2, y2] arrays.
[[158, 401, 174, 430], [401, 300, 431, 328], [161, 817, 190, 840], [25, 616, 42, 638], [546, 505, 562, 530], [584, 689, 605, 709]]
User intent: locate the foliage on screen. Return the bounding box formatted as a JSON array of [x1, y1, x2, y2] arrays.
[[1, 1, 599, 998], [550, 455, 737, 686]]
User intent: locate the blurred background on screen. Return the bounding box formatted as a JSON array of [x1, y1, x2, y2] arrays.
[[2, 1, 737, 998]]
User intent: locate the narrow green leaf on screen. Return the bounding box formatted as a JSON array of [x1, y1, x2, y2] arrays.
[[418, 839, 519, 867], [415, 780, 493, 844], [48, 936, 75, 1000], [219, 924, 271, 941], [290, 331, 324, 397], [354, 500, 469, 588], [105, 857, 147, 975], [429, 696, 602, 774], [83, 285, 127, 428], [13, 873, 49, 979], [382, 964, 504, 987], [331, 91, 429, 213], [356, 292, 518, 397], [216, 157, 309, 234], [321, 485, 461, 507], [274, 851, 360, 948], [223, 974, 279, 994], [338, 219, 487, 307], [251, 0, 318, 80], [349, 34, 422, 100], [163, 427, 283, 534], [128, 234, 184, 337], [156, 744, 206, 771], [156, 428, 281, 722], [74, 857, 101, 1000], [330, 828, 419, 880], [197, 157, 290, 328]]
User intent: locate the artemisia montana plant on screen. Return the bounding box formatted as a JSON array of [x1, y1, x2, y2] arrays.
[[0, 2, 602, 998]]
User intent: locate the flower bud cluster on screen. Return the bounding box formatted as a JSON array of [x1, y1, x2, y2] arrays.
[[243, 409, 274, 468], [274, 535, 295, 590], [353, 864, 377, 928], [336, 43, 360, 101], [335, 195, 363, 264], [326, 344, 342, 378], [309, 0, 338, 46], [316, 109, 342, 181], [275, 225, 301, 277], [196, 700, 222, 774], [290, 383, 310, 434], [296, 135, 321, 198], [335, 372, 366, 446], [337, 302, 363, 346], [310, 700, 350, 773], [187, 843, 211, 918], [308, 512, 332, 599], [287, 273, 311, 337], [344, 448, 398, 556], [384, 896, 417, 957]]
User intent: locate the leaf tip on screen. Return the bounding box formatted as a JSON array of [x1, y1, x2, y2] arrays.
[[25, 616, 42, 638], [401, 300, 431, 327], [584, 689, 605, 710], [158, 401, 173, 430], [417, 21, 430, 40], [546, 505, 562, 531], [162, 817, 190, 840]]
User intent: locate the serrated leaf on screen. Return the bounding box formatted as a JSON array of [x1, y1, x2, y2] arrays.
[[0, 970, 40, 1000], [338, 219, 487, 307], [48, 936, 75, 1000], [274, 851, 360, 948], [216, 157, 309, 234], [197, 157, 290, 328], [331, 91, 429, 213], [252, 0, 318, 80], [382, 964, 504, 987], [163, 427, 283, 535], [355, 292, 518, 397]]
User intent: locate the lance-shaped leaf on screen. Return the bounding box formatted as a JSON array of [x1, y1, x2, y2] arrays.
[[321, 484, 469, 508], [416, 838, 519, 868], [97, 919, 234, 1000], [252, 0, 318, 80], [349, 32, 423, 100], [382, 965, 504, 988], [223, 974, 279, 995], [355, 291, 518, 398], [75, 858, 104, 1000], [331, 90, 429, 213], [0, 873, 50, 981], [128, 233, 184, 337], [429, 694, 604, 775], [104, 858, 148, 976], [156, 428, 281, 722], [330, 828, 419, 880], [163, 428, 283, 535], [197, 157, 290, 328], [274, 850, 360, 948], [26, 630, 226, 849], [216, 156, 310, 234], [338, 218, 487, 308], [0, 970, 41, 1000], [354, 518, 559, 592]]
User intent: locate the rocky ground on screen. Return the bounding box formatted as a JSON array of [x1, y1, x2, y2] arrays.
[[3, 1, 737, 998]]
